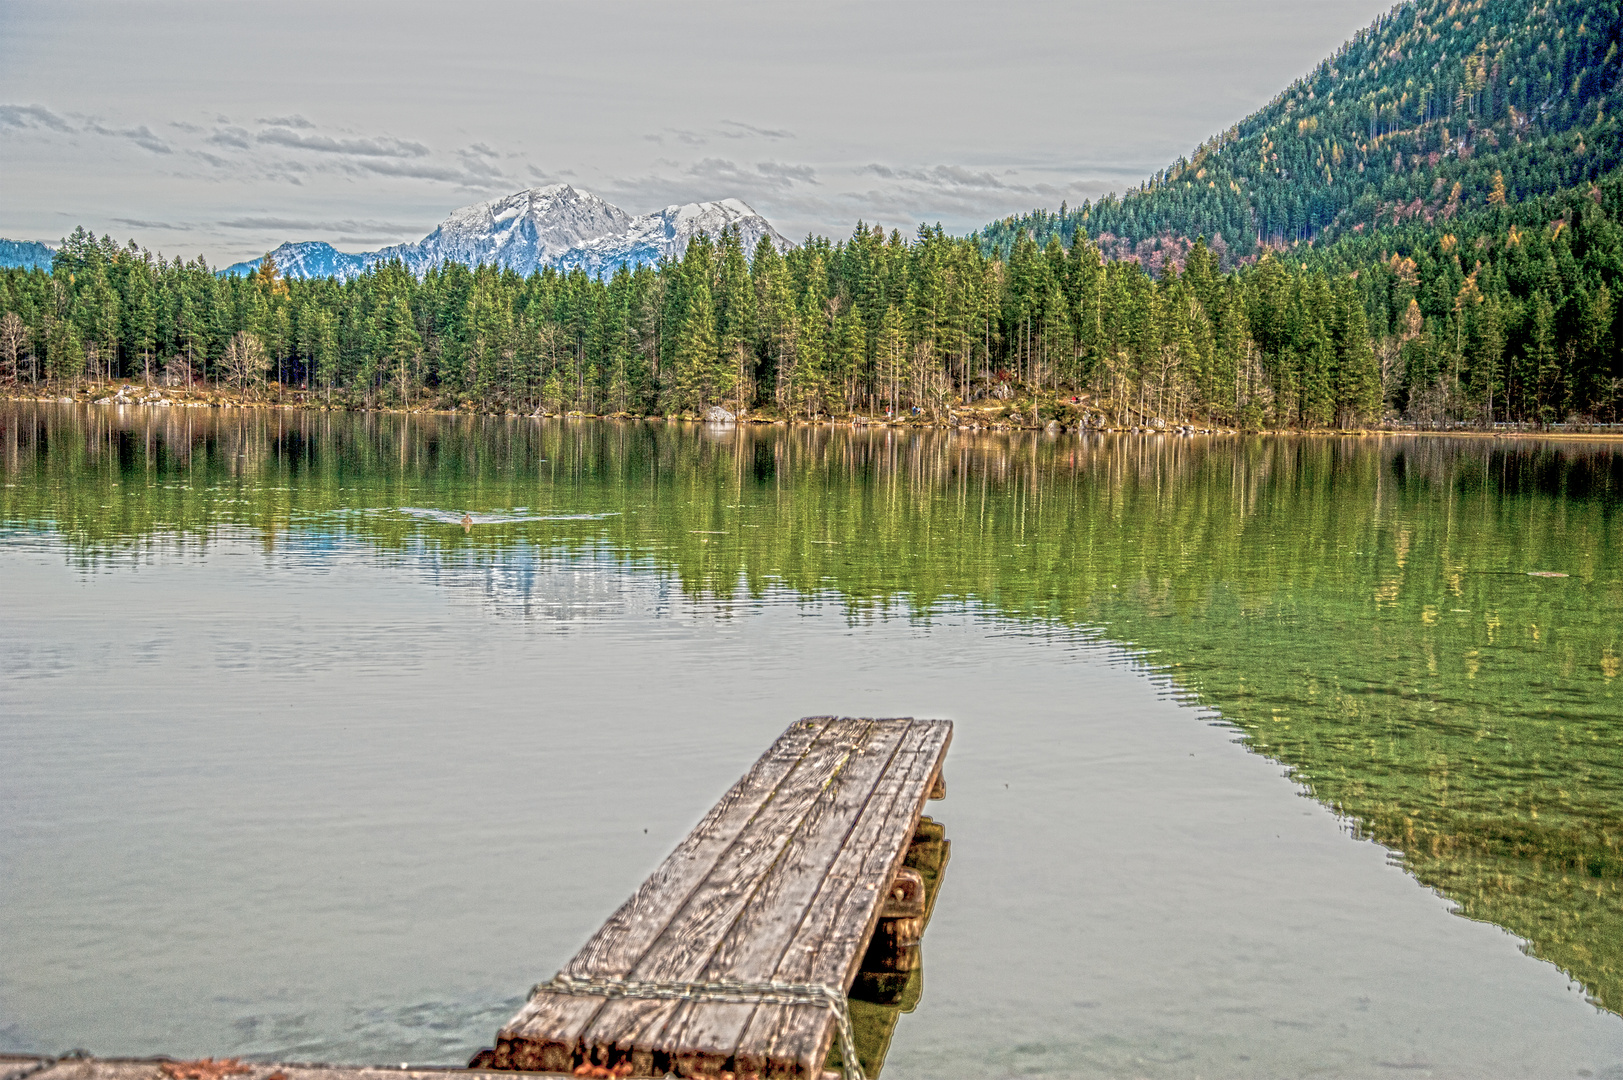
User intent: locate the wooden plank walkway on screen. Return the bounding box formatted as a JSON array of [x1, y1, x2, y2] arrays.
[[486, 717, 951, 1080]]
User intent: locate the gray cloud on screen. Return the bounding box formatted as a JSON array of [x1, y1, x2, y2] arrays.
[[216, 215, 410, 232], [334, 234, 413, 247], [1, 103, 75, 131], [256, 114, 315, 129], [113, 217, 181, 230], [188, 149, 233, 168], [675, 158, 818, 193], [757, 161, 817, 186], [830, 173, 1105, 232], [684, 158, 760, 187], [860, 164, 1019, 191], [86, 120, 173, 154], [256, 127, 430, 158], [207, 126, 253, 149], [720, 120, 794, 140], [456, 145, 510, 180], [251, 159, 312, 186], [351, 158, 478, 183]]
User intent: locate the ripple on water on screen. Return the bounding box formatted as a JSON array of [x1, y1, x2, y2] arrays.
[[394, 507, 622, 526]]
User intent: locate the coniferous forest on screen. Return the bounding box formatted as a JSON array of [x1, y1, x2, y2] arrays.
[[1, 0, 1620, 428]]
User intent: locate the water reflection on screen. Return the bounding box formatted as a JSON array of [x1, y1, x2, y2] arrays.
[[2, 401, 1620, 1020]]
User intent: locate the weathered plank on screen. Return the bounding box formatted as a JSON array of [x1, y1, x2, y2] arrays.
[[495, 716, 951, 1080], [736, 722, 950, 1076], [496, 717, 837, 1072], [654, 721, 918, 1073], [580, 717, 896, 1068]]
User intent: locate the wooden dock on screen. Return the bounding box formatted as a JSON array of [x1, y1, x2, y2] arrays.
[[482, 716, 952, 1080]]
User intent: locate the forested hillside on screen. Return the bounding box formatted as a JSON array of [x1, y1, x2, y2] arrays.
[[982, 0, 1621, 262]]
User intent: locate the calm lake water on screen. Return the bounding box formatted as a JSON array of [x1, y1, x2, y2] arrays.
[[3, 402, 1622, 1079]]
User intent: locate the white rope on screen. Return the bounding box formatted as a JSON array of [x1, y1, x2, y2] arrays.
[[530, 973, 866, 1080]]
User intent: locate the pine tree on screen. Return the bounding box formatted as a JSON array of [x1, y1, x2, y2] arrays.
[[311, 308, 339, 400], [876, 305, 907, 414], [1333, 278, 1383, 426], [1525, 292, 1561, 423], [792, 256, 830, 417], [752, 239, 797, 410], [1296, 275, 1337, 427], [672, 272, 719, 413], [382, 294, 423, 405], [46, 315, 85, 385]]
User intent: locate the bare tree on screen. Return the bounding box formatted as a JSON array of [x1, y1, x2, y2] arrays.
[[163, 354, 193, 388], [223, 330, 270, 398], [0, 312, 27, 385]]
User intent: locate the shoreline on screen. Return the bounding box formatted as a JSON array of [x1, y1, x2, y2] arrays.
[[5, 384, 1622, 443]]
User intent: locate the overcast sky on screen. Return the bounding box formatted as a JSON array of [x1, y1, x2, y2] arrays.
[[1, 0, 1392, 266]]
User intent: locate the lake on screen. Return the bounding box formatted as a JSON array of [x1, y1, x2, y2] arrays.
[[3, 401, 1621, 1079]]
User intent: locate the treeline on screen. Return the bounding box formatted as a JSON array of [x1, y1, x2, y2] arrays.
[[0, 221, 1391, 427], [5, 190, 1622, 426], [1, 197, 1618, 427], [981, 0, 1622, 260]]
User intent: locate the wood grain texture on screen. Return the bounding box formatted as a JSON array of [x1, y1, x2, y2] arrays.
[[579, 717, 880, 1060], [495, 717, 951, 1080], [737, 721, 951, 1076], [498, 717, 833, 1070], [656, 720, 915, 1073]]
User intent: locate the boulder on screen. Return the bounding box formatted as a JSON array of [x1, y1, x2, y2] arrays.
[[703, 404, 737, 424]]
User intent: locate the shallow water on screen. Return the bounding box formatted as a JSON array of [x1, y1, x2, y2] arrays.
[[2, 404, 1622, 1078]]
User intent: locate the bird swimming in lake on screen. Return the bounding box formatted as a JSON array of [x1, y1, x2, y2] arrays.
[[461, 513, 473, 534]]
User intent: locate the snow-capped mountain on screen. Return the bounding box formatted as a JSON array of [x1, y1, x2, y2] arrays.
[[240, 241, 370, 281], [375, 186, 633, 276], [557, 198, 787, 277], [224, 186, 789, 280]]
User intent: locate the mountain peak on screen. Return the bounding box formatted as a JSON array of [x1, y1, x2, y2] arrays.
[[558, 197, 788, 275], [225, 187, 789, 280]]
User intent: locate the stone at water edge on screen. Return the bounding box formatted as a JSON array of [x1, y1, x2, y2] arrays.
[[702, 405, 737, 423]]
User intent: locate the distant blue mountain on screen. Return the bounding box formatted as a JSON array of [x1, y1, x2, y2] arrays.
[[0, 239, 55, 271]]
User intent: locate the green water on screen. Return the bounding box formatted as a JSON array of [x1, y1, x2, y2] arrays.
[[3, 401, 1621, 1072]]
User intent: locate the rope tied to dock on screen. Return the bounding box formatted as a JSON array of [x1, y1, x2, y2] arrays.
[[531, 973, 867, 1080]]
